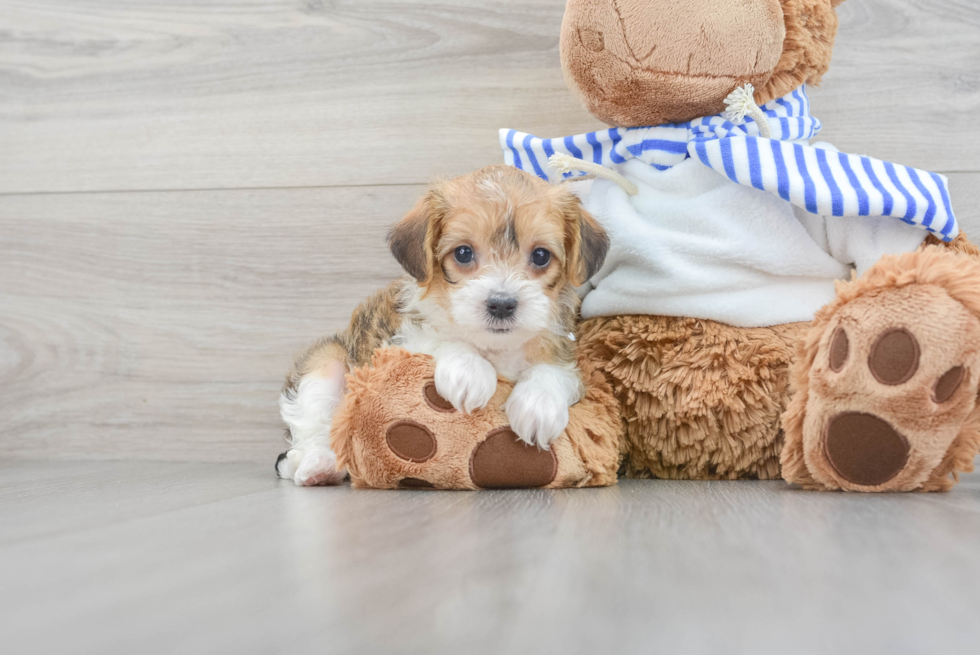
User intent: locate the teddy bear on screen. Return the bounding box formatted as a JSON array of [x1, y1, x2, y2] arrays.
[[496, 0, 980, 492]]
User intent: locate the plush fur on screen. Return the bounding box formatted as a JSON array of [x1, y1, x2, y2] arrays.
[[578, 237, 980, 490], [331, 348, 622, 489], [560, 0, 843, 127], [556, 0, 980, 491], [764, 0, 846, 109], [781, 243, 980, 492], [578, 315, 806, 480]]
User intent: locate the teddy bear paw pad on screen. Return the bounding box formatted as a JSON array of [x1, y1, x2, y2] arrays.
[[824, 412, 910, 487], [398, 477, 435, 489], [422, 381, 455, 412], [469, 428, 558, 489], [386, 421, 437, 463]]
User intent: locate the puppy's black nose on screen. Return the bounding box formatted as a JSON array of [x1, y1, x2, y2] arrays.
[[486, 295, 518, 320]]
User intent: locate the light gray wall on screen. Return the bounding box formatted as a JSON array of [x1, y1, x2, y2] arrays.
[[2, 0, 978, 462]]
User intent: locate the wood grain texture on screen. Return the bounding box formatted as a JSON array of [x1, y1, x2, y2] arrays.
[[2, 463, 980, 654], [0, 0, 978, 195], [0, 185, 418, 462], [2, 0, 980, 463], [2, 176, 980, 463]]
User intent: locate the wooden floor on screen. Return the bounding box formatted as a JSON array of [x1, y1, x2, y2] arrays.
[[3, 2, 980, 651], [2, 461, 980, 654]]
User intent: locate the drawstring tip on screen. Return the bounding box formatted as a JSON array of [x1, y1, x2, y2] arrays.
[[724, 83, 772, 139], [723, 83, 756, 124], [547, 152, 580, 176], [548, 153, 639, 196]]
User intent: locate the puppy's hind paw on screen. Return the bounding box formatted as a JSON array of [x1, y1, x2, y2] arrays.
[[276, 450, 297, 479], [288, 447, 346, 486]]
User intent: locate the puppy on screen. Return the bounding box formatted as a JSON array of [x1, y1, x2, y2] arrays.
[[276, 165, 609, 486]]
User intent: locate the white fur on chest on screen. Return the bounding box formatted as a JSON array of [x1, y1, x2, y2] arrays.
[[390, 282, 552, 382], [394, 318, 531, 382]]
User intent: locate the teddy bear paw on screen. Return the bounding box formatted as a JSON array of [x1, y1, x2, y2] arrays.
[[797, 283, 980, 491]]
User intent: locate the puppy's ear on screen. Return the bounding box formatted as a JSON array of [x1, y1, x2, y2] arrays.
[[560, 192, 609, 287], [387, 187, 446, 283]]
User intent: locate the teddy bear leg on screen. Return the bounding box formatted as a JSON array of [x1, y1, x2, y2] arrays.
[[781, 243, 980, 492], [578, 315, 805, 480]]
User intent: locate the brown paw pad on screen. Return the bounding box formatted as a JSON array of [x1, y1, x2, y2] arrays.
[[398, 477, 435, 489], [423, 381, 455, 413], [469, 428, 557, 489], [868, 328, 919, 385], [386, 421, 437, 463], [829, 327, 849, 372], [824, 412, 910, 487], [933, 366, 966, 404]]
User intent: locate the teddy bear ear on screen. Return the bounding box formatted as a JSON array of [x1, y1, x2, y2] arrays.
[[387, 187, 447, 284], [756, 0, 845, 106]]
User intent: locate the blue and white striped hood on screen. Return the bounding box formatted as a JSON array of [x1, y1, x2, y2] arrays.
[[501, 86, 957, 241]]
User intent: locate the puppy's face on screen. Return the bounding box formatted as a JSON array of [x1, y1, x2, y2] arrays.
[[388, 166, 608, 347]]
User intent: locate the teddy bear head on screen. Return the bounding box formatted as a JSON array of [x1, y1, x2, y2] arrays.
[[560, 0, 846, 127]]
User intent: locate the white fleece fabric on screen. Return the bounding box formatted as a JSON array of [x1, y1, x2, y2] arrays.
[[573, 148, 927, 328]]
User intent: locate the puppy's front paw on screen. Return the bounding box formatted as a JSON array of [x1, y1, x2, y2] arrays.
[[291, 447, 346, 486], [504, 382, 570, 450], [434, 351, 498, 414]]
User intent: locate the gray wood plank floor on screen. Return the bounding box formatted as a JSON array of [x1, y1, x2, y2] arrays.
[[2, 461, 980, 655]]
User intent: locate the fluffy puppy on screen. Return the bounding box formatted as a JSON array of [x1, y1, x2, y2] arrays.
[[276, 166, 609, 486]]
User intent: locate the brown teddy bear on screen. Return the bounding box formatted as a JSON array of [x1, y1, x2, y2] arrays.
[[497, 0, 980, 491]]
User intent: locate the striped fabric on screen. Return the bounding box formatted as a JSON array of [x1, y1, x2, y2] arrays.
[[501, 86, 957, 241]]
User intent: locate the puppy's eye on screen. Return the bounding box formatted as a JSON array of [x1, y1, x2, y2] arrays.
[[531, 248, 551, 267], [454, 246, 474, 264]]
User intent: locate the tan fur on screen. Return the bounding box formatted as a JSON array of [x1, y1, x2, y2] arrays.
[[925, 232, 980, 257], [284, 166, 606, 396], [555, 0, 980, 492], [760, 0, 843, 108], [577, 315, 807, 480], [560, 0, 843, 127], [282, 282, 406, 400], [782, 244, 980, 492], [331, 348, 622, 489], [389, 165, 606, 370], [580, 236, 980, 489]]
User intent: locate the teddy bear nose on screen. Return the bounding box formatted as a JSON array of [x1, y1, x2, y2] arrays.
[[486, 295, 518, 320]]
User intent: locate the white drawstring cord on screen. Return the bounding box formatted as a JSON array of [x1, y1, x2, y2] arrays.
[[724, 83, 772, 139], [548, 153, 639, 196], [550, 84, 769, 192]]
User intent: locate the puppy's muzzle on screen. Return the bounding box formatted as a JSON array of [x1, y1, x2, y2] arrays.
[[486, 295, 518, 320]]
